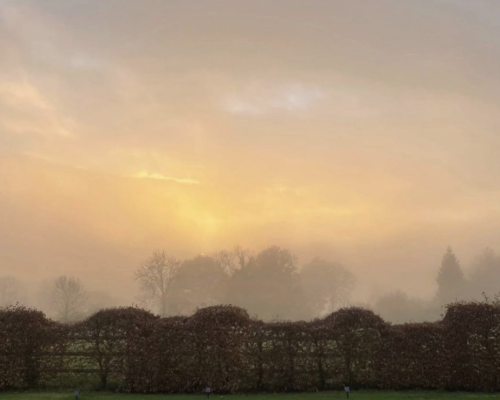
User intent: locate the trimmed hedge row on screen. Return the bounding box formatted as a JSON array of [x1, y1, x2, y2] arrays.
[[0, 302, 499, 392]]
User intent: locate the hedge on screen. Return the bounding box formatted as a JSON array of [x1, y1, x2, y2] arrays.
[[0, 302, 499, 392]]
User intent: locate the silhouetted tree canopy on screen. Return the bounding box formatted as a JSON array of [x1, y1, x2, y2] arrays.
[[300, 258, 355, 317], [223, 246, 309, 320], [374, 290, 439, 323], [169, 255, 228, 315]]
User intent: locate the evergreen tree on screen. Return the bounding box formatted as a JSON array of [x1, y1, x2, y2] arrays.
[[436, 247, 466, 305]]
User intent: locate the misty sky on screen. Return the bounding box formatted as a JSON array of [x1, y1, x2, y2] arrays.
[[2, 0, 500, 303]]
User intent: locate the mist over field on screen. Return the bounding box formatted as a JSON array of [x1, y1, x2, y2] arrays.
[[1, 1, 500, 324]]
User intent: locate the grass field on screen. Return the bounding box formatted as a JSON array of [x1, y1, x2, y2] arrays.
[[2, 392, 499, 400]]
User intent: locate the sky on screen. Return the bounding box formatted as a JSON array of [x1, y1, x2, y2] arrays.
[[1, 0, 500, 304]]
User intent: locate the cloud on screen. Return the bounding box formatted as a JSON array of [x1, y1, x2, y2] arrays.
[[224, 84, 324, 116], [0, 2, 103, 72], [68, 53, 104, 71], [225, 99, 264, 117], [0, 78, 76, 138], [132, 170, 200, 185], [0, 79, 51, 110], [271, 86, 324, 111]]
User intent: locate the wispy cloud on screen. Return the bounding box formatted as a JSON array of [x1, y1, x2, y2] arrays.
[[223, 83, 324, 117], [225, 99, 264, 117], [0, 79, 51, 110], [271, 86, 324, 111], [132, 170, 200, 185], [0, 3, 103, 72], [0, 78, 76, 138]]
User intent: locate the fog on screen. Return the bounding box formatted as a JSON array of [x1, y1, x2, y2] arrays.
[[1, 1, 500, 323]]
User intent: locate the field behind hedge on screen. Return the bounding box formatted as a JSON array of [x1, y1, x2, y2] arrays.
[[2, 392, 500, 400]]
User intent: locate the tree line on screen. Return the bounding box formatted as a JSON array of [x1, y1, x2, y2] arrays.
[[1, 245, 500, 323], [134, 246, 355, 320], [374, 246, 500, 323]]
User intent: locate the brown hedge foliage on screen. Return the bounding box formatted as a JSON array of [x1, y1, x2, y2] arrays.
[[442, 302, 500, 391], [0, 305, 67, 390], [1, 303, 500, 392], [376, 322, 446, 389], [186, 306, 251, 393], [73, 307, 158, 389], [320, 308, 388, 389], [255, 321, 315, 391], [143, 316, 192, 393]]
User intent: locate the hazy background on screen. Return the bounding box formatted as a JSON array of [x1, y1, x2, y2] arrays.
[[1, 0, 500, 321]]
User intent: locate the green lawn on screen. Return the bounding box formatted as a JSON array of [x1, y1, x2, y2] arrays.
[[1, 392, 499, 400]]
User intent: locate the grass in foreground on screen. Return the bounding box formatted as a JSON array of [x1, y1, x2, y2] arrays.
[[1, 392, 499, 400]]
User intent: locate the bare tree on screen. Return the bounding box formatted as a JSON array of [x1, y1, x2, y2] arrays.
[[0, 276, 24, 308], [52, 275, 89, 322], [213, 250, 236, 276], [134, 250, 181, 316], [213, 246, 255, 276], [233, 245, 255, 269]]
